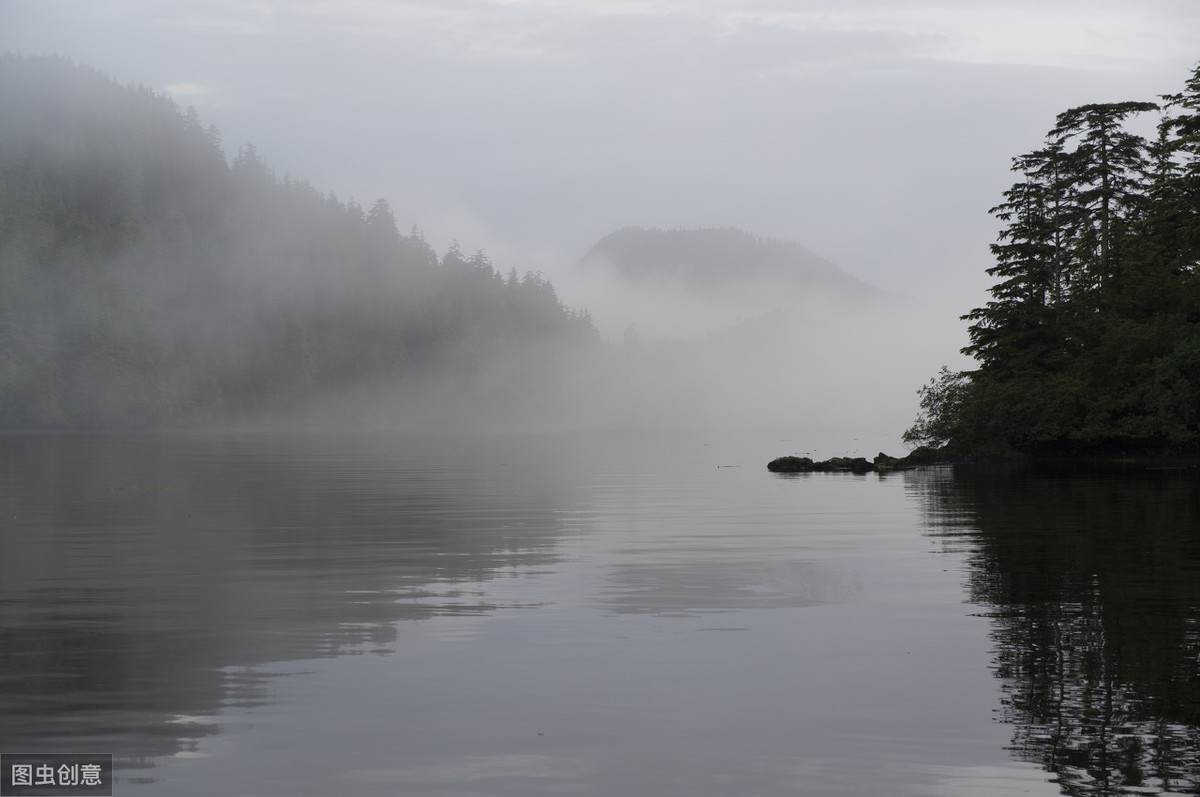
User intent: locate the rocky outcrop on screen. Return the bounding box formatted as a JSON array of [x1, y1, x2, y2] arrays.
[[766, 455, 873, 473], [766, 448, 946, 474]]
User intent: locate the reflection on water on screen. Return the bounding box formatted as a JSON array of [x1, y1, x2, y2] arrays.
[[18, 432, 1189, 795], [600, 559, 858, 616], [912, 464, 1200, 795], [0, 431, 572, 770]]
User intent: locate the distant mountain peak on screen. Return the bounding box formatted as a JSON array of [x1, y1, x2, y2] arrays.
[[580, 225, 876, 297], [569, 226, 894, 341]]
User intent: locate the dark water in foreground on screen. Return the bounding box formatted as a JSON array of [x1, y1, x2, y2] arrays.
[[1, 431, 1198, 796]]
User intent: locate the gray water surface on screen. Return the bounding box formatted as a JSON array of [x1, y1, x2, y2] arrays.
[[2, 431, 1196, 795]]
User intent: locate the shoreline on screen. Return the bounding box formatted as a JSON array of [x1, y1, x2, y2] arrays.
[[767, 445, 1200, 474]]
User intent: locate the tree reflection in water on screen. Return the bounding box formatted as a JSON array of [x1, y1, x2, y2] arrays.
[[910, 463, 1200, 795]]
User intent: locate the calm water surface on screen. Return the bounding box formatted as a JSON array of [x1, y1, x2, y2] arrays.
[[1, 431, 1197, 795]]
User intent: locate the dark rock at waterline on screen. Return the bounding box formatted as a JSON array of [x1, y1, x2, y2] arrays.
[[767, 447, 947, 474], [766, 455, 812, 472], [828, 456, 875, 473], [767, 455, 874, 473], [766, 456, 814, 472]]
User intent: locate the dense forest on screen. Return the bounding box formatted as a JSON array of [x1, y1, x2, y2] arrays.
[[0, 55, 598, 428], [906, 62, 1200, 455]]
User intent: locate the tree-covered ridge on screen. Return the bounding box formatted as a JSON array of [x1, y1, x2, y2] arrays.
[[581, 226, 874, 297], [906, 62, 1200, 454], [0, 55, 597, 428]]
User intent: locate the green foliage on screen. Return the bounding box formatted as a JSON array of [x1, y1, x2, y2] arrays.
[[912, 63, 1200, 453], [0, 55, 598, 428], [903, 367, 971, 449]]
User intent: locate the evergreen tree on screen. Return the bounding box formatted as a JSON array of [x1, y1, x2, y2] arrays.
[[0, 55, 599, 429], [1046, 102, 1157, 303], [908, 67, 1200, 453], [963, 143, 1075, 374]]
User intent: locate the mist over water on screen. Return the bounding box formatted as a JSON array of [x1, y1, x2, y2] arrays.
[[0, 56, 977, 459], [6, 50, 1199, 797], [8, 430, 1195, 796], [535, 228, 969, 454]]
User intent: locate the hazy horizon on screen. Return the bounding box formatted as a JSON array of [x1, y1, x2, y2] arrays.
[[6, 2, 1199, 312], [4, 3, 1200, 450]]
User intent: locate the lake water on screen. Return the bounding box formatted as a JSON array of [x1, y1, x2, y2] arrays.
[[1, 430, 1198, 796]]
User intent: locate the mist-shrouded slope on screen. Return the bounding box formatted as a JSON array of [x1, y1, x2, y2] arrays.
[[0, 54, 960, 443], [0, 55, 597, 429], [564, 226, 963, 450], [582, 226, 875, 297], [570, 226, 898, 341]]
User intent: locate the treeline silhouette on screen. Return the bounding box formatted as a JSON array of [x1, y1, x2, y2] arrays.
[[906, 62, 1200, 454], [0, 55, 597, 428]]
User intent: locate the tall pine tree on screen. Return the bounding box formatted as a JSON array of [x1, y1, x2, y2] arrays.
[[908, 68, 1200, 453]]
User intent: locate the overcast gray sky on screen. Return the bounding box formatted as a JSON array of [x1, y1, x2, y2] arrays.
[[6, 0, 1200, 308]]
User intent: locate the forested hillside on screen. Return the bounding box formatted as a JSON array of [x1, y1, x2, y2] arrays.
[[0, 55, 597, 428], [571, 226, 897, 342], [581, 227, 874, 298], [906, 62, 1200, 454]]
